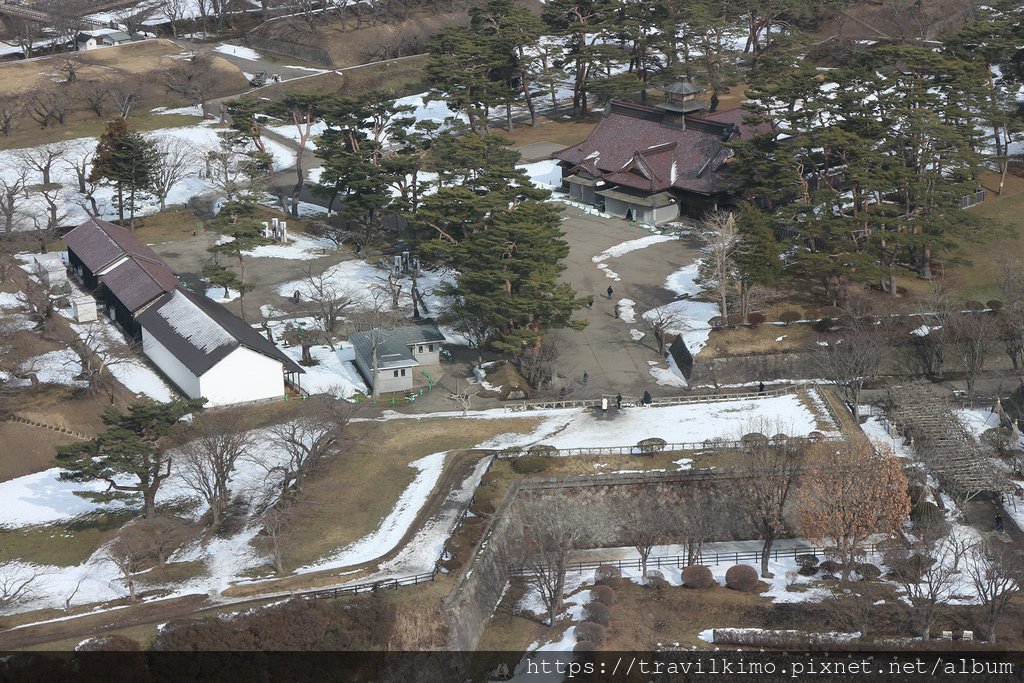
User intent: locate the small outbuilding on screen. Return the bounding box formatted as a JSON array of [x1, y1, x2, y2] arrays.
[[349, 323, 446, 394], [76, 29, 132, 51]]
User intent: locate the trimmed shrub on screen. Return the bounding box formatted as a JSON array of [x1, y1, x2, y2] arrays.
[[855, 563, 881, 580], [709, 316, 727, 329], [594, 565, 624, 589], [583, 602, 612, 626], [645, 569, 670, 589], [819, 560, 842, 576], [574, 621, 606, 645], [795, 554, 820, 569], [797, 565, 819, 577], [589, 585, 616, 607], [779, 310, 802, 325], [747, 312, 766, 326], [771, 433, 790, 444], [725, 564, 759, 592], [527, 444, 558, 457], [682, 564, 715, 589], [635, 437, 667, 456], [987, 299, 1004, 311], [741, 432, 769, 447], [806, 431, 825, 443], [511, 455, 550, 474]]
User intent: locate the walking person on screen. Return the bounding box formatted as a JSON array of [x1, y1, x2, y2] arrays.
[[758, 381, 765, 394], [614, 302, 620, 319], [582, 371, 589, 384], [587, 297, 594, 310], [607, 285, 613, 299], [616, 393, 622, 409], [995, 514, 1005, 534]]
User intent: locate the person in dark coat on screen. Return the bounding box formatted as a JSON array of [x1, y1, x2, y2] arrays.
[[995, 514, 1005, 533], [607, 285, 614, 299], [616, 393, 622, 409], [642, 390, 652, 405], [758, 381, 765, 393], [582, 371, 589, 384]]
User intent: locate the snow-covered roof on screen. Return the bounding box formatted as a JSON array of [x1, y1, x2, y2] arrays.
[[138, 288, 303, 377]]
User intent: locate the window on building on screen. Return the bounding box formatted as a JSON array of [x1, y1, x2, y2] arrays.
[[428, 344, 434, 352], [393, 370, 399, 378], [401, 369, 406, 377], [418, 345, 423, 353]]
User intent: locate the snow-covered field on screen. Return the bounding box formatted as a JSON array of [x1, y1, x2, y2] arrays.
[[278, 343, 366, 399]]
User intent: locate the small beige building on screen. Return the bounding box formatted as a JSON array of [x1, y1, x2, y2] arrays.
[[349, 323, 446, 394]]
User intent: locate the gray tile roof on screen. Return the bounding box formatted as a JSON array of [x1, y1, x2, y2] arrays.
[[102, 256, 180, 313], [63, 217, 165, 274], [349, 323, 445, 379], [137, 288, 303, 377]]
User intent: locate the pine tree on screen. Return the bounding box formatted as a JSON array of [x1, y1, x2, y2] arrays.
[[89, 117, 160, 228], [55, 398, 203, 518], [207, 201, 269, 320]]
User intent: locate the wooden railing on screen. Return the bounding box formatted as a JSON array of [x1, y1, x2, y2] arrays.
[[504, 385, 797, 413]]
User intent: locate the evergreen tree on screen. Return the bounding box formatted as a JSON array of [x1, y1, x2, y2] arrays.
[[207, 201, 269, 320], [89, 117, 160, 229], [55, 398, 203, 518], [426, 25, 505, 135]]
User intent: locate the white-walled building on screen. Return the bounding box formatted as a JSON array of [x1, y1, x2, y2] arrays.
[[349, 324, 446, 394], [75, 29, 132, 51], [137, 288, 303, 407]]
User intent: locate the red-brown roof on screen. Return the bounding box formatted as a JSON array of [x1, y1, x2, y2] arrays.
[[553, 101, 744, 196], [63, 217, 164, 274], [102, 255, 180, 313]]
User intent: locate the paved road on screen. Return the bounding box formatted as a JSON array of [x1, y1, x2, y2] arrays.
[[550, 206, 701, 399]]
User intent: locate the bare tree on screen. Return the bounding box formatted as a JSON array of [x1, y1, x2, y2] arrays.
[[967, 542, 1022, 644], [300, 264, 355, 347], [64, 149, 94, 195], [643, 305, 687, 357], [0, 97, 24, 136], [0, 564, 38, 612], [517, 335, 560, 393], [742, 435, 803, 577], [446, 377, 475, 417], [884, 518, 970, 639], [816, 316, 888, 422], [163, 52, 219, 115], [260, 503, 294, 574], [617, 497, 669, 578], [263, 399, 350, 498], [160, 0, 191, 36], [176, 410, 255, 528], [151, 138, 196, 211], [107, 77, 145, 119], [351, 289, 404, 400], [947, 312, 1000, 401], [697, 212, 749, 323], [135, 515, 187, 566], [18, 142, 68, 186], [81, 81, 111, 119], [513, 494, 588, 627], [678, 485, 731, 566], [28, 88, 73, 128], [58, 56, 83, 84], [797, 441, 910, 581], [0, 170, 30, 233], [104, 527, 153, 603], [440, 300, 496, 364], [68, 323, 137, 402]]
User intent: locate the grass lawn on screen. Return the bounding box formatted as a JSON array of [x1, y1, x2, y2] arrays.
[[0, 511, 136, 567], [253, 55, 430, 103], [275, 416, 542, 573], [700, 323, 817, 359]]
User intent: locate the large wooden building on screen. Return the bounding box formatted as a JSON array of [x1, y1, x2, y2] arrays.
[[553, 81, 763, 225], [64, 217, 303, 406]]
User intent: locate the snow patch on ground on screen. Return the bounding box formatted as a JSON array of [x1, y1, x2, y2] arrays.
[[294, 452, 448, 573], [519, 159, 563, 189], [592, 235, 677, 281], [213, 44, 262, 61], [646, 263, 719, 356], [278, 343, 366, 399]]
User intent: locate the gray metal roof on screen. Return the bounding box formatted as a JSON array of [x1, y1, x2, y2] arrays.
[[63, 217, 164, 275], [137, 288, 303, 377], [349, 323, 446, 378], [663, 80, 704, 95]]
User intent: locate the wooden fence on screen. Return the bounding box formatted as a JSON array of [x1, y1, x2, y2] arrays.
[[960, 190, 986, 209], [493, 433, 839, 459], [549, 544, 879, 575], [301, 570, 437, 601], [504, 385, 797, 413]]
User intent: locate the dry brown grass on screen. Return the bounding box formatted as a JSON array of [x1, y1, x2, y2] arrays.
[[700, 323, 816, 359], [269, 416, 541, 573], [502, 115, 602, 148]]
